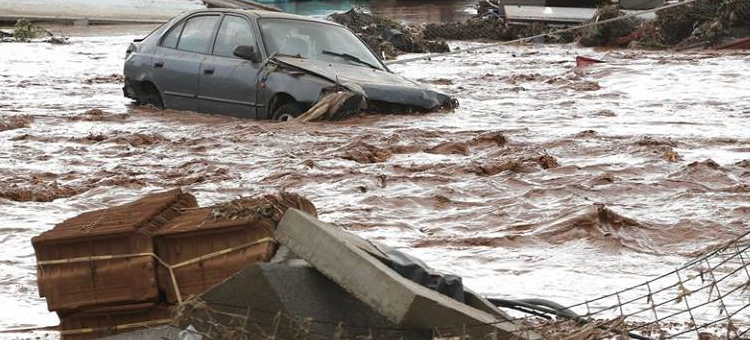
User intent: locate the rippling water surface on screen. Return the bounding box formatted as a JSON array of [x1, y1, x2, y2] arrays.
[[0, 28, 749, 338]]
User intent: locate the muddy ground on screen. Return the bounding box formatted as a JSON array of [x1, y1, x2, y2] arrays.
[[0, 27, 749, 338]]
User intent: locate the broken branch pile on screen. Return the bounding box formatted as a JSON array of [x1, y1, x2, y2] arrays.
[[295, 91, 365, 122], [580, 0, 750, 48], [579, 5, 639, 47], [335, 0, 749, 56], [637, 0, 750, 47], [328, 9, 450, 59]]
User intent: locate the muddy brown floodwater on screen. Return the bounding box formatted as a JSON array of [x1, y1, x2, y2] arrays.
[[0, 27, 749, 339]]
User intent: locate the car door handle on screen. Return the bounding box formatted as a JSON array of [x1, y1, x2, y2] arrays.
[[203, 68, 215, 75], [153, 61, 164, 68]]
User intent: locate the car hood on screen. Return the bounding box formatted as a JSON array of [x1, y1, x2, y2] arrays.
[[275, 56, 455, 110]]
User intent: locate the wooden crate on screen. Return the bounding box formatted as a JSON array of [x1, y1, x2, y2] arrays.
[[154, 208, 277, 303], [59, 302, 170, 340], [32, 188, 197, 311]]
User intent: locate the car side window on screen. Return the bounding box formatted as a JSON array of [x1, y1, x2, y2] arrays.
[[161, 22, 184, 49], [177, 15, 220, 54], [212, 15, 254, 58]]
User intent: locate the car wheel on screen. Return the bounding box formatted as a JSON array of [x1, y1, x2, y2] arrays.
[[138, 84, 164, 109], [273, 102, 306, 121]]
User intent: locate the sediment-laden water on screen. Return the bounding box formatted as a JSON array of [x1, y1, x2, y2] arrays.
[[0, 28, 748, 338]]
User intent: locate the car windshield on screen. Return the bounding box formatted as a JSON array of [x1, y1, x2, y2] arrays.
[[258, 18, 383, 70]]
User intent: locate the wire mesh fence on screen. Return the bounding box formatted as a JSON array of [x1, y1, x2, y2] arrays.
[[167, 230, 750, 340], [549, 232, 750, 340]]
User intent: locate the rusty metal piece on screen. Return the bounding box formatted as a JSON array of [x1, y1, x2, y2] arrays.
[[575, 56, 606, 68], [59, 302, 170, 340], [714, 36, 750, 50], [32, 188, 198, 312], [154, 207, 277, 303]]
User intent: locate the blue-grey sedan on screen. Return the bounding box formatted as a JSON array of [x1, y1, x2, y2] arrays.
[[123, 9, 457, 120]]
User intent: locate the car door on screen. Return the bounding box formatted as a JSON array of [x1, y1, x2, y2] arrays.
[[152, 14, 220, 111], [197, 14, 261, 118]]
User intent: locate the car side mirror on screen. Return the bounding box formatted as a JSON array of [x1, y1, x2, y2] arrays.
[[233, 45, 261, 62]]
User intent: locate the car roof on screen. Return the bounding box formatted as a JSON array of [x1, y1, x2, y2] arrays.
[[183, 8, 340, 26]]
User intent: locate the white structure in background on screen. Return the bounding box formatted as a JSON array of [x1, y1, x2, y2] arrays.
[[0, 0, 204, 23]]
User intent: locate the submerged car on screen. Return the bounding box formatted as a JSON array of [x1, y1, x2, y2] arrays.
[[123, 9, 457, 120]]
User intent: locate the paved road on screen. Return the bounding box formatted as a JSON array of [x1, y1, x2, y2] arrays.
[[0, 0, 203, 23]]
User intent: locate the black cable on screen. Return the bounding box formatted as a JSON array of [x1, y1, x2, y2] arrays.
[[488, 298, 656, 340], [515, 299, 579, 319], [488, 298, 563, 318]]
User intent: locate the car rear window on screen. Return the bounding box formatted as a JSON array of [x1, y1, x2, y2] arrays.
[[212, 15, 254, 58], [177, 15, 220, 54], [161, 22, 184, 49]]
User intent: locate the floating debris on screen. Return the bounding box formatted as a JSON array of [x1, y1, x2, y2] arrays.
[[537, 153, 560, 169], [84, 74, 125, 85], [0, 115, 33, 132]]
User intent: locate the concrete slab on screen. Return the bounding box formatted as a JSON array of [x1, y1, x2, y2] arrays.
[[504, 5, 656, 24], [620, 0, 664, 10], [276, 209, 545, 340], [504, 6, 597, 23]]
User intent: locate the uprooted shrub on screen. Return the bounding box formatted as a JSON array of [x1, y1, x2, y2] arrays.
[[12, 18, 45, 42]]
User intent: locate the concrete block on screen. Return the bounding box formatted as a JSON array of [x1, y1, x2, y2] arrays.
[[104, 263, 426, 340], [276, 209, 545, 340], [184, 262, 430, 340]]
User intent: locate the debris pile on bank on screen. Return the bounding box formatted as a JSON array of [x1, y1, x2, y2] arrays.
[[328, 9, 449, 58], [577, 5, 638, 46], [577, 0, 750, 48], [31, 188, 316, 339], [636, 0, 750, 48], [570, 0, 750, 48], [340, 0, 749, 52]]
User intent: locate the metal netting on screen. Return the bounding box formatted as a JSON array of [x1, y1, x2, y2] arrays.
[[169, 230, 750, 340]]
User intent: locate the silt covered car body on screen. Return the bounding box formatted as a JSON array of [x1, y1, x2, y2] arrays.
[[123, 9, 457, 120]]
